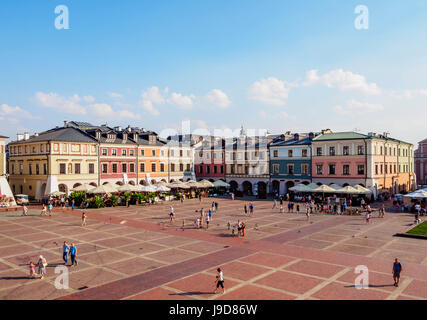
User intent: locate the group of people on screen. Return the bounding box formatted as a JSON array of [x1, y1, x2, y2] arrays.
[[193, 201, 219, 229], [62, 241, 78, 267], [228, 220, 246, 237], [243, 202, 254, 215]]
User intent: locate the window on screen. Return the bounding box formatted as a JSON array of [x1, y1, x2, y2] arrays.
[[328, 164, 336, 175], [385, 164, 388, 174], [102, 149, 107, 156], [375, 164, 378, 175], [213, 165, 217, 174], [273, 163, 279, 174], [102, 164, 108, 173], [129, 150, 134, 156], [43, 164, 47, 175], [75, 163, 81, 174], [19, 164, 23, 175], [302, 149, 308, 157], [343, 146, 350, 156], [316, 147, 322, 156], [122, 163, 127, 173], [199, 151, 203, 157], [288, 150, 293, 157], [357, 145, 364, 155], [206, 166, 210, 174], [161, 150, 165, 157], [288, 164, 294, 175], [180, 163, 184, 171], [122, 149, 127, 156], [186, 164, 190, 171], [59, 163, 66, 174], [329, 146, 335, 156], [29, 164, 32, 175], [357, 164, 365, 175], [140, 149, 145, 156], [36, 164, 40, 175], [112, 163, 118, 173], [343, 164, 350, 175], [273, 150, 278, 158], [170, 150, 174, 157], [180, 150, 183, 157], [302, 163, 308, 175], [112, 149, 117, 156], [380, 164, 383, 174], [220, 165, 224, 174], [151, 162, 156, 172], [151, 150, 156, 157], [160, 163, 165, 172], [187, 150, 190, 157], [394, 164, 396, 173], [390, 164, 392, 174], [199, 166, 203, 174], [171, 163, 175, 172], [316, 164, 323, 175], [11, 164, 15, 174], [129, 163, 135, 172]]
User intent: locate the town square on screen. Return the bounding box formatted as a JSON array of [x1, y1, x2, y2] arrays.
[[0, 1, 427, 306]]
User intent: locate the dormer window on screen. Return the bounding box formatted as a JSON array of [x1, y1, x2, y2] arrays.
[[96, 131, 101, 140], [123, 133, 128, 141]]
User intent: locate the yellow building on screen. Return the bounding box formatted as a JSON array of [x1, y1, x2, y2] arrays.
[[8, 128, 98, 199], [0, 135, 7, 176]]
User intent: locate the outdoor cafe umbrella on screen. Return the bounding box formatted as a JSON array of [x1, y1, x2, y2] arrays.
[[90, 184, 118, 194], [186, 180, 202, 188], [213, 180, 230, 188], [117, 184, 140, 192], [140, 185, 157, 192], [306, 183, 320, 190], [329, 184, 342, 190], [309, 184, 337, 193], [155, 185, 171, 192], [403, 189, 427, 199], [353, 184, 373, 195], [49, 191, 66, 196], [200, 179, 215, 188], [289, 184, 311, 192], [70, 184, 95, 193], [335, 185, 361, 194]]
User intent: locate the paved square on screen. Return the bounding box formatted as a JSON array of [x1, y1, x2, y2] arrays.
[[0, 197, 426, 300]]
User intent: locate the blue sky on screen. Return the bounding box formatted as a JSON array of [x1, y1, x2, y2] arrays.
[[0, 0, 426, 144]]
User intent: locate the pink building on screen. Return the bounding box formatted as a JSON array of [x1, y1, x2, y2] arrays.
[[415, 138, 427, 186]]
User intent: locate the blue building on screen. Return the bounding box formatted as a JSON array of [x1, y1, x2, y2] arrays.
[[269, 133, 315, 195]]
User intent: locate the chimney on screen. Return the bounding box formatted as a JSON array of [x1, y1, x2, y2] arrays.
[[127, 125, 132, 132], [17, 133, 24, 141], [34, 133, 39, 137], [383, 132, 390, 138], [24, 132, 30, 140], [133, 132, 138, 142], [294, 133, 300, 141], [114, 126, 122, 132], [309, 132, 314, 140], [64, 120, 69, 127]]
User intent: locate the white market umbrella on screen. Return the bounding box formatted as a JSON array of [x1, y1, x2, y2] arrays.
[[199, 179, 215, 188], [335, 185, 361, 194], [90, 184, 118, 194], [289, 184, 311, 192], [310, 184, 337, 193], [71, 184, 95, 193], [329, 184, 342, 190], [403, 189, 427, 199], [155, 185, 171, 192], [213, 180, 230, 188], [306, 183, 320, 190], [353, 184, 373, 195], [117, 184, 140, 192]]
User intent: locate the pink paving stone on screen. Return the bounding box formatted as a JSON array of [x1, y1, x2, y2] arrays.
[[167, 272, 241, 298], [327, 244, 377, 256], [1, 228, 38, 237], [127, 287, 197, 300], [0, 278, 70, 300], [119, 241, 168, 255], [178, 241, 226, 254], [0, 261, 13, 272], [67, 267, 124, 290], [0, 237, 21, 247], [107, 257, 165, 275], [0, 269, 32, 290], [0, 244, 39, 258], [93, 236, 137, 248], [209, 261, 271, 281], [308, 233, 348, 242], [13, 232, 59, 242], [396, 295, 423, 300], [126, 231, 170, 242], [289, 238, 333, 249], [149, 235, 198, 247], [336, 270, 401, 291], [239, 252, 296, 268], [216, 284, 296, 300], [284, 260, 345, 279], [254, 270, 323, 295], [145, 248, 201, 264], [311, 281, 390, 300], [77, 249, 133, 266], [402, 279, 427, 299], [75, 231, 116, 242]]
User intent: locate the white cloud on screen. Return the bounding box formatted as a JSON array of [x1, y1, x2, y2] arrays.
[[108, 92, 123, 99], [389, 89, 427, 99], [204, 89, 231, 108], [304, 69, 381, 95], [89, 103, 140, 120], [249, 77, 291, 106], [35, 92, 87, 115], [334, 99, 384, 115], [141, 100, 160, 116], [0, 104, 39, 120], [83, 95, 95, 103], [142, 86, 166, 104], [167, 92, 196, 109]]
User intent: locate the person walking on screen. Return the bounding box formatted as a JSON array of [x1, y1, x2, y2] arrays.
[[69, 243, 78, 266], [169, 206, 175, 223], [249, 203, 254, 216], [306, 203, 311, 221], [393, 258, 402, 287], [215, 202, 218, 212], [29, 261, 35, 278], [62, 241, 70, 265], [272, 199, 277, 209], [40, 204, 47, 216], [213, 268, 225, 294], [71, 199, 75, 210], [22, 204, 28, 216], [231, 192, 234, 201], [48, 202, 53, 216], [365, 212, 371, 224], [81, 211, 87, 226], [205, 215, 210, 229], [37, 255, 47, 279], [244, 203, 247, 215]]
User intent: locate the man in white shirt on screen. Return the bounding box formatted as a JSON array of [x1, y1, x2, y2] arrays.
[[214, 267, 225, 294]]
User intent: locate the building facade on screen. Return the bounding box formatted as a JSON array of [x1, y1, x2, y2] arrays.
[[8, 127, 99, 199], [194, 139, 225, 181], [0, 135, 7, 176], [270, 133, 314, 194], [415, 138, 427, 187], [167, 140, 195, 182]]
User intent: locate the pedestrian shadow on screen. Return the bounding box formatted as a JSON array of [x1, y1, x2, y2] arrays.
[[169, 291, 213, 296], [217, 233, 236, 238], [0, 276, 32, 280], [344, 284, 395, 289]]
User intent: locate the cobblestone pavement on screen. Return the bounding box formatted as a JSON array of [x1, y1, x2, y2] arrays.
[[0, 197, 426, 300]]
